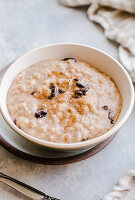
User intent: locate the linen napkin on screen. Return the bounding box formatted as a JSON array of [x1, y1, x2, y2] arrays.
[[60, 0, 135, 82], [103, 167, 135, 200]]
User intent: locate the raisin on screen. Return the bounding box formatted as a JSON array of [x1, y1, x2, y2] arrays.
[[48, 93, 56, 99], [14, 118, 17, 125], [76, 83, 85, 88], [51, 88, 55, 93], [73, 84, 89, 98], [35, 109, 47, 118], [73, 90, 83, 98], [108, 111, 115, 124], [48, 83, 58, 99], [110, 119, 114, 124], [76, 83, 89, 96], [102, 105, 108, 110], [76, 83, 89, 89], [75, 90, 83, 96], [31, 91, 35, 95], [82, 138, 88, 142], [74, 78, 79, 81], [62, 57, 76, 62], [58, 89, 65, 94]]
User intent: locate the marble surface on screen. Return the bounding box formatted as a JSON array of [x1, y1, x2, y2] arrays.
[[0, 0, 135, 200]]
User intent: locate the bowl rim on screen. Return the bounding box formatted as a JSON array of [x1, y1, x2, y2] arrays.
[[0, 43, 134, 150]]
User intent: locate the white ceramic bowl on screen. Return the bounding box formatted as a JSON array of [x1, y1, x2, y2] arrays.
[[0, 43, 134, 151]]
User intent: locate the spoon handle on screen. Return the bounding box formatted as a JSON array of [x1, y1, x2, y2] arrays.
[[0, 172, 60, 200]]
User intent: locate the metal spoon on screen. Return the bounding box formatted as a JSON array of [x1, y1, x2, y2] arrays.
[[0, 172, 60, 200]]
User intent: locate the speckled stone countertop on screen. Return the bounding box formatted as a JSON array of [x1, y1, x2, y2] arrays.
[[0, 0, 135, 200]]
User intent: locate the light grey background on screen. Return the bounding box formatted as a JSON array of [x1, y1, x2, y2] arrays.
[[0, 0, 135, 200]]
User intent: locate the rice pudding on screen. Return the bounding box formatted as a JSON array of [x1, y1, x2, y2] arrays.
[[7, 58, 122, 143]]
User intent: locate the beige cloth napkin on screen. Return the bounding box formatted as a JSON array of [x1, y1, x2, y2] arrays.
[[103, 167, 135, 200], [60, 0, 135, 82]]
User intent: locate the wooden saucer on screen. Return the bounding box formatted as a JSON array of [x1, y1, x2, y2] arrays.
[[0, 133, 116, 165]]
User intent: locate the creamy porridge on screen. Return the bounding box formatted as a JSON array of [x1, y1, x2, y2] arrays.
[[7, 58, 122, 143]]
